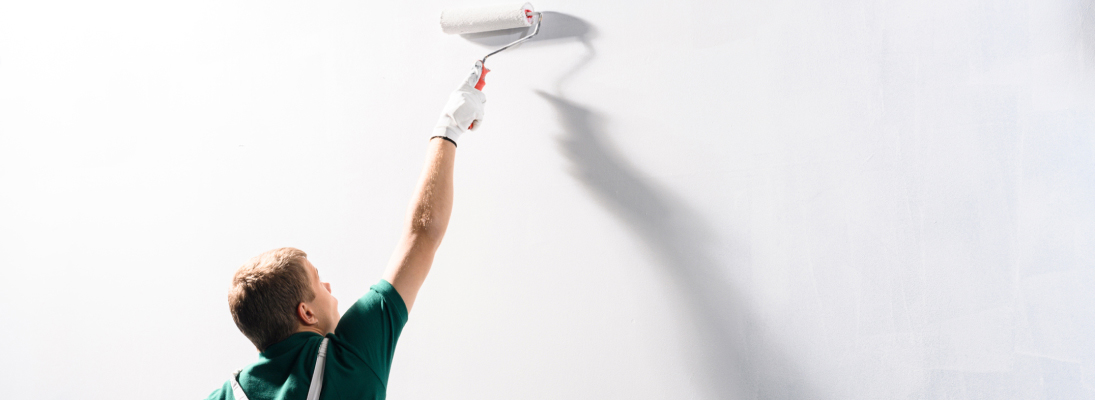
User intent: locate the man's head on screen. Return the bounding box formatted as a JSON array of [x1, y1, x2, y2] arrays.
[[228, 247, 339, 351]]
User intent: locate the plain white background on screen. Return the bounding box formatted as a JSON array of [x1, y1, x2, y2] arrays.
[[1, 0, 1093, 399]]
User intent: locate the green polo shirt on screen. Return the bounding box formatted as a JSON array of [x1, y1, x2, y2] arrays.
[[206, 280, 409, 400]]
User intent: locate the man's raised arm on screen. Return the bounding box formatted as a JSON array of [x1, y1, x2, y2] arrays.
[[383, 65, 486, 312]]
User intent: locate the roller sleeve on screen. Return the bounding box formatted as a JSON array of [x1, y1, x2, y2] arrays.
[[440, 2, 535, 34]]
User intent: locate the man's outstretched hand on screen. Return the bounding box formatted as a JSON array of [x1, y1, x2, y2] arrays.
[[432, 62, 487, 145]]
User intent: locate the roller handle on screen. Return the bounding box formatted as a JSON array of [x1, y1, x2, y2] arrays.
[[475, 65, 489, 91], [468, 65, 490, 129]]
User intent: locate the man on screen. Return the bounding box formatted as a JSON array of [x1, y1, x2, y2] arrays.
[[205, 64, 488, 400]]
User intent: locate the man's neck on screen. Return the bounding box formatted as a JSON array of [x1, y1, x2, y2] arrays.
[[296, 325, 326, 336]]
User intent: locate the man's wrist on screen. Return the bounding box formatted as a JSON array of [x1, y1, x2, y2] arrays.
[[431, 135, 457, 147], [432, 122, 463, 145]]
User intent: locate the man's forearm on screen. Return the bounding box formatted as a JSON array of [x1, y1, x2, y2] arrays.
[[406, 137, 456, 244], [383, 137, 456, 311]]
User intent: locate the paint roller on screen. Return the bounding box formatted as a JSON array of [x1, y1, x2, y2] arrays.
[[440, 2, 544, 93]]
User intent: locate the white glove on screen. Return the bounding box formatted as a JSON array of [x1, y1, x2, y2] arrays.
[[432, 61, 487, 146]]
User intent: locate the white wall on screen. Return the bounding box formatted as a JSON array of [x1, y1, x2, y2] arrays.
[[2, 0, 1093, 399]]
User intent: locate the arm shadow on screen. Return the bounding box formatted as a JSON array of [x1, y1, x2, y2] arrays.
[[536, 90, 818, 399]]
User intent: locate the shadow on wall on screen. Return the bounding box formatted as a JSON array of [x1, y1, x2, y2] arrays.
[[527, 13, 818, 400], [461, 12, 596, 96]]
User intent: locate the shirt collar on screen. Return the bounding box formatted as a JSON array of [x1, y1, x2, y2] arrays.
[[261, 331, 322, 359]]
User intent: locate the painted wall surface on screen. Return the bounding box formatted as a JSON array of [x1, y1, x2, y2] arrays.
[[1, 1, 1093, 399]]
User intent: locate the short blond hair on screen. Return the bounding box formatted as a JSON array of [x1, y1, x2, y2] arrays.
[[228, 247, 315, 351]]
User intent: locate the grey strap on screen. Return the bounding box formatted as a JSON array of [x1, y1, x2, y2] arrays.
[[230, 369, 250, 400], [230, 337, 330, 400], [305, 338, 330, 400]]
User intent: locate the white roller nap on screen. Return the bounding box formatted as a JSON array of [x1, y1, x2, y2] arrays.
[[440, 2, 535, 34]]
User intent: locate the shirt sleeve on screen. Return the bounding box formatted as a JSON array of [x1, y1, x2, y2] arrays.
[[333, 279, 409, 381]]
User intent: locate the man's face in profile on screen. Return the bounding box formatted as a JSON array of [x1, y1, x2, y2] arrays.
[[303, 258, 339, 334]]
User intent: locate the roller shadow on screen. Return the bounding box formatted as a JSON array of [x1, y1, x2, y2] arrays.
[[462, 12, 596, 96], [533, 15, 816, 400]]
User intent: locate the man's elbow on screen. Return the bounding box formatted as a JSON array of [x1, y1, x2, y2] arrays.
[[407, 216, 447, 245]]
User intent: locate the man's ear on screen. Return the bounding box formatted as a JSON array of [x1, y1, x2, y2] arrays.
[[296, 302, 318, 326]]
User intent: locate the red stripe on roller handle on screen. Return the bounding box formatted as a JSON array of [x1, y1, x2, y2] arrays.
[[468, 66, 489, 129]]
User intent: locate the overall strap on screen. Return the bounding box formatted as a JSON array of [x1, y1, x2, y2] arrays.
[[305, 337, 330, 400], [230, 369, 250, 400], [229, 337, 331, 400]]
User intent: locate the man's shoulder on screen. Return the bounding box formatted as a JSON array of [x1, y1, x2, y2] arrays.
[[335, 280, 408, 330]]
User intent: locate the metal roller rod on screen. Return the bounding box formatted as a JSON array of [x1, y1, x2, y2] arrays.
[[481, 12, 544, 64]]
